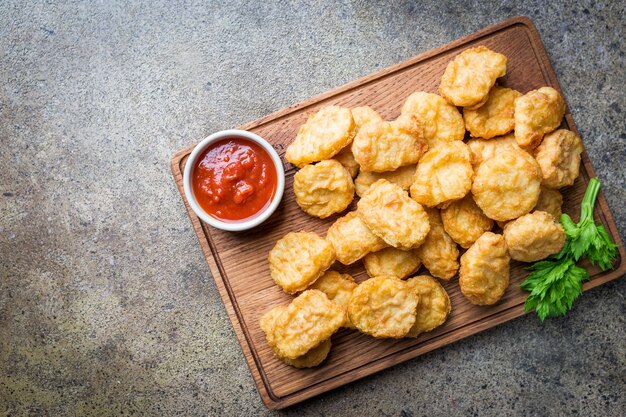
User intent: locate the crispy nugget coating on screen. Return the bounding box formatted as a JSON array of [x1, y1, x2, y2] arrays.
[[357, 180, 431, 250], [533, 186, 563, 220], [272, 290, 344, 359], [466, 133, 523, 169], [363, 247, 421, 280], [415, 208, 460, 280], [405, 275, 451, 337], [463, 86, 521, 139], [326, 212, 387, 265], [472, 149, 542, 222], [310, 271, 357, 328], [399, 92, 465, 148], [503, 211, 566, 262], [348, 276, 418, 338], [441, 195, 494, 249], [268, 232, 335, 294], [274, 339, 331, 368], [439, 46, 507, 108], [351, 117, 428, 172], [514, 87, 565, 150], [534, 129, 584, 189], [354, 164, 416, 197], [459, 232, 510, 305], [260, 305, 288, 347], [352, 106, 384, 129], [333, 146, 360, 178], [261, 305, 332, 368], [293, 160, 355, 218], [410, 141, 474, 208], [286, 106, 355, 167]]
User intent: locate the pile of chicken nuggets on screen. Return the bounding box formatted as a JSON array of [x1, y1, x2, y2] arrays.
[[261, 46, 583, 368]]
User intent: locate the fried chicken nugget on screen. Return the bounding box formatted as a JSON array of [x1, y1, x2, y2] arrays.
[[362, 247, 421, 280], [459, 232, 510, 305], [268, 232, 335, 294], [398, 92, 465, 148], [503, 211, 566, 262], [354, 164, 416, 197], [309, 271, 358, 328], [357, 179, 431, 250], [466, 133, 523, 169], [352, 105, 384, 128], [533, 186, 563, 221], [333, 147, 359, 179], [326, 211, 387, 265], [514, 87, 565, 150], [534, 129, 584, 189], [347, 276, 418, 338], [286, 106, 355, 167], [440, 195, 494, 249], [472, 149, 542, 222], [405, 275, 451, 337], [439, 46, 507, 108], [261, 305, 333, 368], [272, 290, 344, 359], [351, 116, 428, 172], [293, 159, 355, 218], [409, 141, 474, 208], [463, 86, 522, 138], [415, 208, 459, 280]]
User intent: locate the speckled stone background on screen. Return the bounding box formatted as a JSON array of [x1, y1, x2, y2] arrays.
[[1, 1, 624, 416]]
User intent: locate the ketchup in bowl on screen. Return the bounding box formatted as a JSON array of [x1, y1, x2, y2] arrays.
[[191, 137, 278, 222]]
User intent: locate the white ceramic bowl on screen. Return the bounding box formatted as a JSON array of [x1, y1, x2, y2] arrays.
[[183, 129, 285, 232]]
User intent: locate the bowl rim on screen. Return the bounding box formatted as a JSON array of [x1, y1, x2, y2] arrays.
[[182, 129, 285, 232]]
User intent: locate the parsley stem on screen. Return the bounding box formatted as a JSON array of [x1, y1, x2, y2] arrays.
[[580, 177, 600, 223]]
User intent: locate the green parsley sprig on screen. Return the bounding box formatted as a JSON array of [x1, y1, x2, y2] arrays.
[[521, 178, 618, 321]]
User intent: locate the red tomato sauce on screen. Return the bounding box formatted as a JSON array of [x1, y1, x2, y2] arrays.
[[192, 137, 277, 222]]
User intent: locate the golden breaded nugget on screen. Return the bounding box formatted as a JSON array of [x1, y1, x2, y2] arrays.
[[286, 106, 355, 167], [440, 195, 494, 249], [534, 129, 584, 189], [503, 211, 566, 262], [352, 106, 384, 129], [275, 339, 331, 368], [357, 179, 431, 250], [261, 305, 332, 368], [439, 46, 507, 108], [348, 276, 418, 338], [268, 232, 335, 293], [463, 86, 521, 138], [351, 116, 428, 172], [459, 232, 510, 305], [260, 305, 287, 347], [326, 212, 387, 265], [272, 290, 344, 359], [415, 208, 459, 280], [333, 146, 360, 178], [466, 134, 523, 169], [410, 141, 474, 208], [472, 149, 542, 222], [405, 275, 451, 337], [354, 164, 416, 197], [293, 160, 355, 218], [533, 186, 563, 220], [399, 92, 465, 147], [514, 87, 565, 150], [310, 271, 357, 328], [363, 247, 421, 280]]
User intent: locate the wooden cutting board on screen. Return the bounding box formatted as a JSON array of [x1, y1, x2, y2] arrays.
[[170, 16, 626, 409]]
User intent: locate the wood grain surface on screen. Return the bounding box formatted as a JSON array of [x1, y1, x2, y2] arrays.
[[170, 16, 626, 409]]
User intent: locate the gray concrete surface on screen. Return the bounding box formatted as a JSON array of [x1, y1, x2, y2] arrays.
[[1, 1, 624, 416]]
